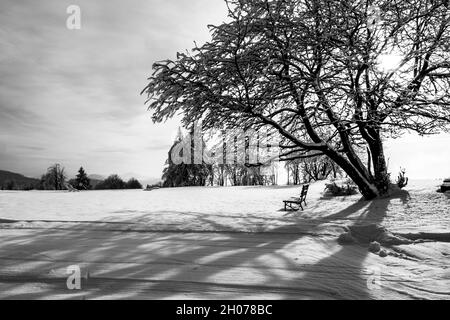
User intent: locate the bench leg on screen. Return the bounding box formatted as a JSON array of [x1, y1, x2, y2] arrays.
[[284, 202, 295, 211]]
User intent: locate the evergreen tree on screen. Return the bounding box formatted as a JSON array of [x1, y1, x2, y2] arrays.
[[75, 167, 91, 190], [162, 127, 211, 187]]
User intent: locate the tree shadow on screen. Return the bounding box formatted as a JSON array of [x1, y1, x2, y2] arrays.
[[241, 185, 302, 190], [0, 191, 410, 299], [296, 189, 412, 300]]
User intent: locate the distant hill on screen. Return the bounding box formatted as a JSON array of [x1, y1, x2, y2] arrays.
[[89, 178, 104, 189], [86, 174, 104, 189], [0, 170, 40, 190], [88, 174, 105, 181]]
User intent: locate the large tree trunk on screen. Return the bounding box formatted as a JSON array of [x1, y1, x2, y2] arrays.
[[368, 138, 390, 195], [326, 150, 380, 200]]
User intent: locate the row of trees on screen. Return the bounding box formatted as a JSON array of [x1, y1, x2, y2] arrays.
[[1, 180, 36, 191], [66, 167, 143, 190], [162, 129, 279, 187], [2, 165, 144, 191], [162, 130, 341, 188], [68, 167, 143, 190], [285, 156, 341, 185], [95, 175, 143, 190], [49, 165, 144, 190]]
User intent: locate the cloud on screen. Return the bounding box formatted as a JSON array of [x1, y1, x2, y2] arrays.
[[0, 0, 227, 178], [17, 146, 47, 152]]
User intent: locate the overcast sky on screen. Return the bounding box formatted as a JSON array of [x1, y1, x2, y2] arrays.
[[0, 0, 448, 180], [0, 0, 228, 179]]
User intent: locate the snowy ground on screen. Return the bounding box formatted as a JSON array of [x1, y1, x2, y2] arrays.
[[0, 180, 448, 299]]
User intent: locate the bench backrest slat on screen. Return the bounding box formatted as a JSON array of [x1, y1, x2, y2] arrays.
[[300, 184, 309, 198]]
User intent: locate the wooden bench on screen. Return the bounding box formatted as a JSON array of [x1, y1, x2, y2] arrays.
[[283, 184, 309, 211]]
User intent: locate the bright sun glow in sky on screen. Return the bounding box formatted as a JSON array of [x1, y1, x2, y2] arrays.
[[377, 54, 404, 72], [0, 0, 449, 181]]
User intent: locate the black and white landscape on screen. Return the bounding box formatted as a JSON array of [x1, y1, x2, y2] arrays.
[[0, 0, 449, 300]]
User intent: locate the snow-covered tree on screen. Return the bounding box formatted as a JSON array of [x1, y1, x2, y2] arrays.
[[162, 127, 211, 187], [143, 0, 450, 199], [41, 164, 66, 190]]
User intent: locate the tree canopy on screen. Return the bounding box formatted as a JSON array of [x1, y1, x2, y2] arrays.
[[95, 174, 126, 190], [126, 178, 143, 189], [143, 0, 450, 199], [40, 164, 66, 190], [162, 129, 211, 187]]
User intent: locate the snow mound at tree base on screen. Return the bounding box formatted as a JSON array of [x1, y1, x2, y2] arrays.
[[339, 224, 450, 247], [340, 224, 414, 246]]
